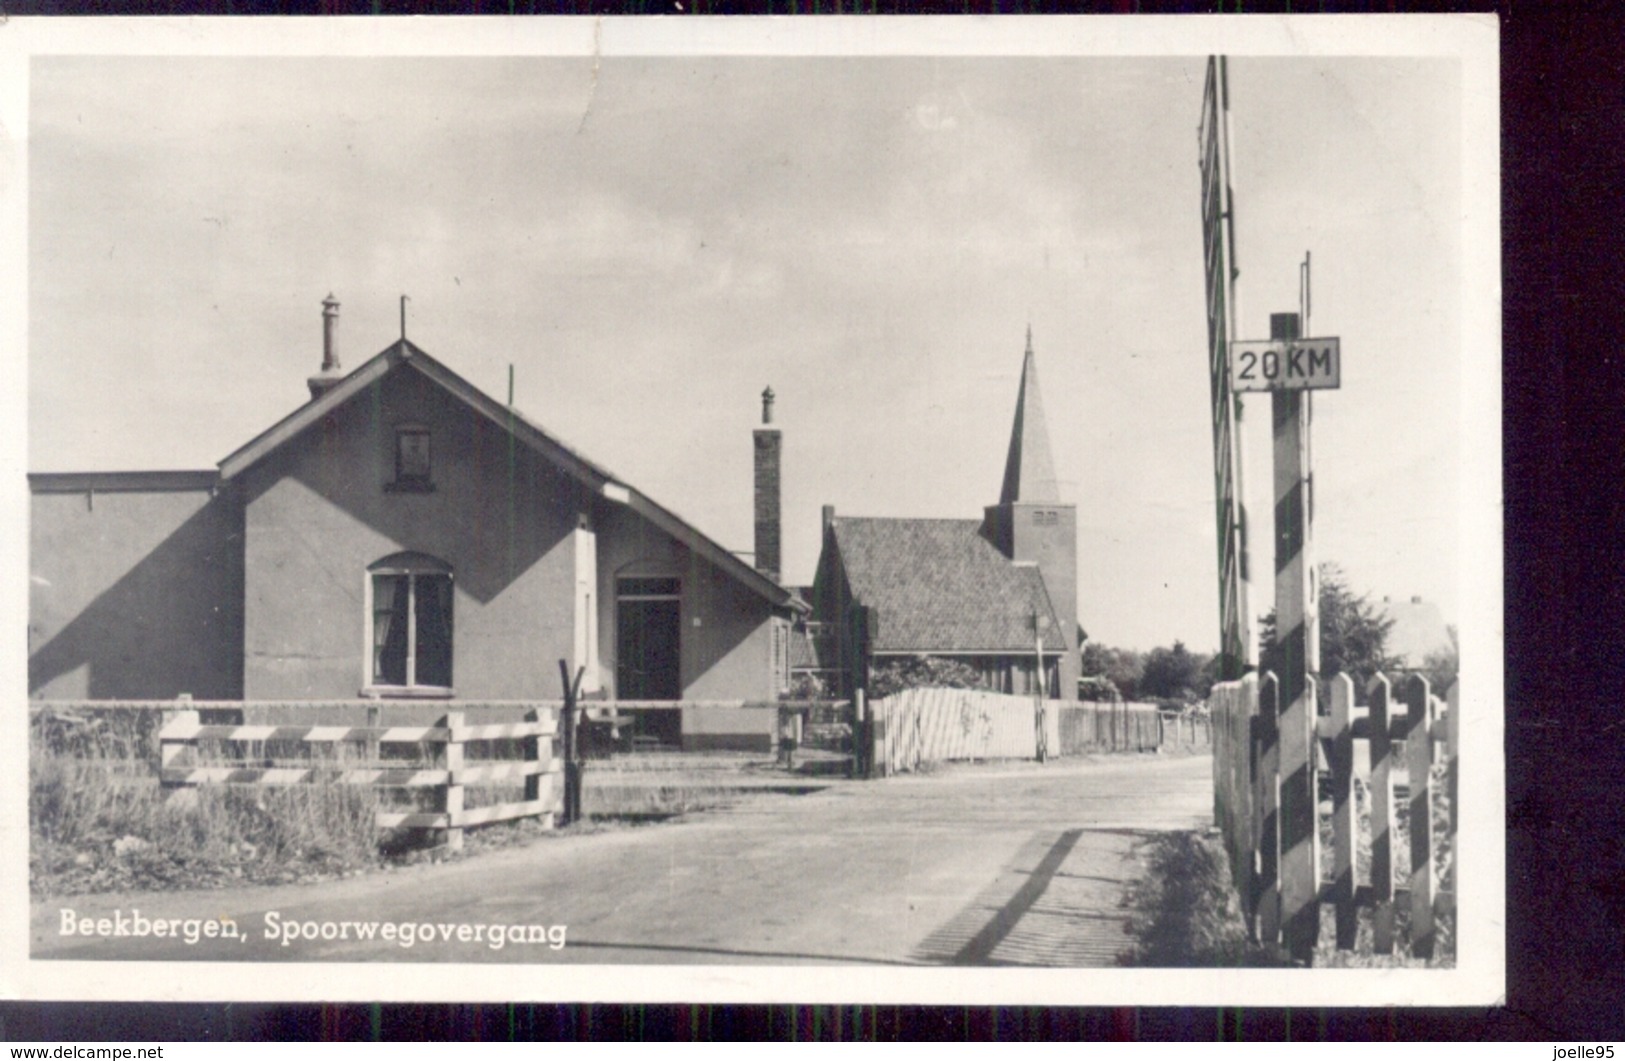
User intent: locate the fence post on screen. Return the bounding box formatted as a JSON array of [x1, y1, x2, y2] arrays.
[[159, 705, 200, 798], [558, 661, 585, 825], [1447, 681, 1460, 838], [1405, 674, 1436, 959], [524, 707, 552, 828], [1329, 673, 1357, 949], [365, 704, 381, 767], [440, 711, 464, 852], [1254, 673, 1281, 947], [1235, 675, 1257, 935], [1369, 674, 1396, 954], [1211, 693, 1223, 837], [913, 694, 922, 772]]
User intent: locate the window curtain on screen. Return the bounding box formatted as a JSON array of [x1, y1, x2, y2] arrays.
[[373, 574, 408, 685], [415, 574, 453, 688]]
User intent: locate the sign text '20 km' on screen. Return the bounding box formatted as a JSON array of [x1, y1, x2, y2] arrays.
[[1230, 338, 1341, 392]]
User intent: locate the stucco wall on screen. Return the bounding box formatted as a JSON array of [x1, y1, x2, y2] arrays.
[[29, 483, 243, 700], [594, 503, 777, 702], [238, 366, 587, 700]]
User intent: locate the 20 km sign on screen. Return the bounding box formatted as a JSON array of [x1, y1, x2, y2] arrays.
[[1230, 337, 1341, 392]]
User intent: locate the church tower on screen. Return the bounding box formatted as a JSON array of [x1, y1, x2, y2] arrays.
[[983, 328, 1079, 698]]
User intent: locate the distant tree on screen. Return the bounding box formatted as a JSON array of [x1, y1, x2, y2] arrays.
[[1080, 643, 1144, 701], [867, 655, 988, 700], [1417, 631, 1460, 697], [1139, 641, 1213, 703], [1258, 563, 1401, 705], [1199, 653, 1225, 697]]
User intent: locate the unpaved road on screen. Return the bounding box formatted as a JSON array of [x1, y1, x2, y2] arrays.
[[32, 754, 1211, 966]]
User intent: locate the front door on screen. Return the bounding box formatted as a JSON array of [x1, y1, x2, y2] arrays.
[[616, 597, 681, 700], [616, 578, 682, 748]]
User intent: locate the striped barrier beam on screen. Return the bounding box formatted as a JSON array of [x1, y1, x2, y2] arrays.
[[1270, 310, 1321, 965], [157, 722, 456, 744], [160, 766, 450, 787], [451, 719, 557, 741]]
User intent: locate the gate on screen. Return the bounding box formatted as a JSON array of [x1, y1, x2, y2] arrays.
[[1211, 671, 1459, 963], [778, 699, 857, 775]]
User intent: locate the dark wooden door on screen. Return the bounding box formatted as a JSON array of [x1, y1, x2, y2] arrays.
[[616, 598, 681, 701]]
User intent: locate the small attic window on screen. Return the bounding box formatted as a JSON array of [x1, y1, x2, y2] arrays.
[[388, 425, 433, 493]]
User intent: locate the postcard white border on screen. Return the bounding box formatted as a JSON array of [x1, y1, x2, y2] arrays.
[[0, 13, 1502, 1007]]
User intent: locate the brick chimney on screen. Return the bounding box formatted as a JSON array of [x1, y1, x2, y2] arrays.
[[308, 293, 344, 400], [753, 386, 781, 582]]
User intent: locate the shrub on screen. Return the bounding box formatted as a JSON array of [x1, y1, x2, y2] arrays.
[[781, 673, 830, 701], [1077, 675, 1121, 703], [867, 655, 989, 700]]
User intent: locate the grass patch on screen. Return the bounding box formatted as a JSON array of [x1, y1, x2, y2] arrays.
[[31, 751, 384, 898], [30, 709, 510, 897], [1118, 830, 1283, 967], [29, 706, 760, 898], [1120, 819, 1455, 968]]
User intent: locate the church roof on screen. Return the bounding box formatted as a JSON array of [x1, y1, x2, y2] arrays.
[[998, 328, 1061, 505], [827, 517, 1064, 654]]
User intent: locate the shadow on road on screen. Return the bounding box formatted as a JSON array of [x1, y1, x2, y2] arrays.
[[914, 826, 1171, 967]]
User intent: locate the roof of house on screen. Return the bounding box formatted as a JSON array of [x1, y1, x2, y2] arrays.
[[29, 470, 220, 493], [828, 516, 1064, 654], [1376, 597, 1454, 666], [213, 338, 805, 615]]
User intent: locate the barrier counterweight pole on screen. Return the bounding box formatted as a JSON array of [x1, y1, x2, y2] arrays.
[[1271, 311, 1321, 964]]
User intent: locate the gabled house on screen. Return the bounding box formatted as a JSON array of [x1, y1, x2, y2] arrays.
[[1375, 595, 1455, 669], [29, 297, 807, 708], [810, 331, 1080, 699]]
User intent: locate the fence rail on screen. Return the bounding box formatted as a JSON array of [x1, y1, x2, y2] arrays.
[[156, 706, 561, 850], [1210, 671, 1458, 962]]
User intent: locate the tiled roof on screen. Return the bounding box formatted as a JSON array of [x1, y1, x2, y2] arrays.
[[830, 517, 1065, 654]]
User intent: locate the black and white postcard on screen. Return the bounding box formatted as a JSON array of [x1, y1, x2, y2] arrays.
[[2, 15, 1501, 1006]]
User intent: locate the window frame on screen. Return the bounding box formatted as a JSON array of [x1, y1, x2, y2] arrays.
[[386, 423, 435, 493], [364, 553, 454, 698]]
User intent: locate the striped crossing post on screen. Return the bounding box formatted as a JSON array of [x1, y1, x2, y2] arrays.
[[1270, 310, 1321, 964]]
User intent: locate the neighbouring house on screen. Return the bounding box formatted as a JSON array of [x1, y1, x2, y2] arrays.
[[1375, 595, 1455, 669], [29, 296, 808, 730], [809, 330, 1080, 700]]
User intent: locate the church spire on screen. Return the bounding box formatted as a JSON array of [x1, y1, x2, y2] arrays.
[[998, 327, 1061, 505]]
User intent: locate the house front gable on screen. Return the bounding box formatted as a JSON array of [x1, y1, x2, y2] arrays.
[[228, 345, 800, 703], [235, 359, 590, 700]]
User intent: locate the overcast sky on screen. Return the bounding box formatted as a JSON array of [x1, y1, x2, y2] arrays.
[[27, 41, 1481, 653]]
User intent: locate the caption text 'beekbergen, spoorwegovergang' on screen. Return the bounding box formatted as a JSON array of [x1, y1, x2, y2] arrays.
[[58, 908, 567, 950]]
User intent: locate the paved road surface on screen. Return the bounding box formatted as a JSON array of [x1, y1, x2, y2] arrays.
[[33, 754, 1212, 966]]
